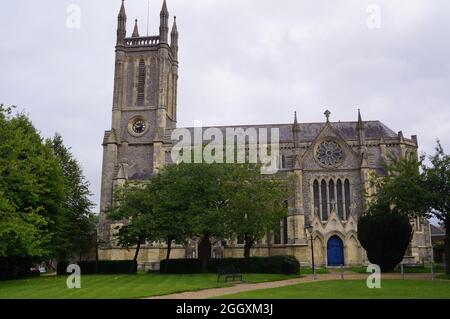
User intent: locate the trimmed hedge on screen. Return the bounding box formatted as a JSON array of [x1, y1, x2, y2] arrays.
[[160, 259, 201, 274], [160, 256, 300, 275], [57, 260, 137, 275], [0, 256, 33, 281], [57, 261, 69, 276]]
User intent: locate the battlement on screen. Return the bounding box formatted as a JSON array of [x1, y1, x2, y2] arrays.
[[125, 36, 160, 47]]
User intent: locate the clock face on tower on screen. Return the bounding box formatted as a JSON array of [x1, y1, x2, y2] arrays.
[[133, 120, 146, 134], [128, 117, 148, 137]]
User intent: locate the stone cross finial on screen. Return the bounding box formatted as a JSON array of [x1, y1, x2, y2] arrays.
[[324, 110, 331, 123]]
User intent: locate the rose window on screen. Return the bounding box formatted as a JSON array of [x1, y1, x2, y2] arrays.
[[316, 141, 343, 167]]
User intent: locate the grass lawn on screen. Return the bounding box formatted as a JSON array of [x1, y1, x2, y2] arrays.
[[0, 273, 300, 299], [218, 279, 450, 299]]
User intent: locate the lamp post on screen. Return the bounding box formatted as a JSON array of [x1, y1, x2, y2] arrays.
[[305, 223, 316, 280]]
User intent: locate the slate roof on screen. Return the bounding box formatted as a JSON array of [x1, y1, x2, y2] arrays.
[[173, 121, 397, 144]]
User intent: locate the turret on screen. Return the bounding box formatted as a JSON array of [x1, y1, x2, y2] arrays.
[[117, 0, 127, 45], [159, 0, 169, 44]]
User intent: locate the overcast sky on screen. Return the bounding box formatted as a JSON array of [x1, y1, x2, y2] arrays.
[[1, 0, 449, 210]]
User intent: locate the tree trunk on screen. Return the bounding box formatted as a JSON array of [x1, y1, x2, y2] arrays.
[[199, 235, 211, 273], [165, 237, 174, 273], [133, 237, 142, 262], [244, 236, 254, 258], [445, 219, 450, 275], [166, 237, 173, 261]]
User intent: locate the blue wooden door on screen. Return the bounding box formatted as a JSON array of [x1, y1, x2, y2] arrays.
[[327, 236, 344, 266]]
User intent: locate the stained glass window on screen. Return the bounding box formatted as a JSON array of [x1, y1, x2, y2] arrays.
[[316, 141, 343, 167]]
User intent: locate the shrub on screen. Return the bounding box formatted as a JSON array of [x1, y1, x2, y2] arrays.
[[160, 256, 300, 275], [56, 260, 137, 275], [358, 212, 412, 272]]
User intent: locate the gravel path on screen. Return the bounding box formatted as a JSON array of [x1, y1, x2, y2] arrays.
[[147, 272, 436, 299]]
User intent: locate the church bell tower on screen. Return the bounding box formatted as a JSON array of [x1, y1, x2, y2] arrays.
[[99, 0, 179, 243]]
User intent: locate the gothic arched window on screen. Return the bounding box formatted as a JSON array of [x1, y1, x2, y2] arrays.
[[321, 180, 328, 221], [344, 179, 351, 219], [137, 59, 146, 106], [337, 179, 344, 220], [329, 179, 335, 214], [313, 180, 320, 217]]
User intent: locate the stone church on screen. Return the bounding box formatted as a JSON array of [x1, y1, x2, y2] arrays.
[[99, 1, 432, 268]]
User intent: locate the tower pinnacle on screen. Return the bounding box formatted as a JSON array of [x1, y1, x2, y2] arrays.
[[160, 0, 169, 43], [132, 19, 140, 37], [171, 16, 179, 60], [117, 0, 127, 45]]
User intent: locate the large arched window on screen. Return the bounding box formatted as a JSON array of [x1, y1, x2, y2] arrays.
[[329, 179, 335, 214], [344, 179, 351, 219], [337, 179, 344, 220], [321, 180, 328, 221], [312, 178, 349, 221], [137, 59, 146, 106], [313, 180, 320, 217]]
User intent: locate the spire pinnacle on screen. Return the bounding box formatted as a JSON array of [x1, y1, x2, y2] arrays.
[[117, 0, 127, 45], [132, 19, 140, 37], [292, 111, 301, 148], [171, 16, 178, 33], [294, 111, 299, 126], [161, 0, 169, 15], [356, 109, 364, 130], [160, 0, 169, 43], [119, 0, 126, 18]]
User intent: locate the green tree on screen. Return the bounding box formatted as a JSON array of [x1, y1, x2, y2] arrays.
[[160, 163, 230, 271], [107, 182, 157, 262], [358, 204, 413, 271], [0, 105, 65, 260], [151, 167, 194, 261], [225, 164, 290, 258], [367, 142, 450, 273], [48, 134, 95, 261], [422, 141, 450, 274], [368, 154, 428, 217]]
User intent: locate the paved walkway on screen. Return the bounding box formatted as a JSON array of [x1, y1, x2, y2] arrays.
[[148, 272, 436, 299]]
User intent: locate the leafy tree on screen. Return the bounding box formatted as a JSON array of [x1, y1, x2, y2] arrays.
[[367, 142, 450, 273], [0, 194, 50, 258], [0, 105, 65, 260], [107, 182, 157, 262], [0, 105, 95, 269], [422, 141, 450, 274], [160, 163, 230, 271], [47, 134, 95, 261], [358, 206, 413, 271], [151, 167, 195, 261], [224, 164, 290, 258], [368, 154, 428, 217]]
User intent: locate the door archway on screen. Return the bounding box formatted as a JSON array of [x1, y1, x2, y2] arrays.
[[327, 235, 344, 266]]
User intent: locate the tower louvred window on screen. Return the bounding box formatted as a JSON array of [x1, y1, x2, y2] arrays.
[[137, 59, 146, 106]]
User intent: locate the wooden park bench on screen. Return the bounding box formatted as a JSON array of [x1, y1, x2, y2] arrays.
[[217, 265, 243, 283]]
